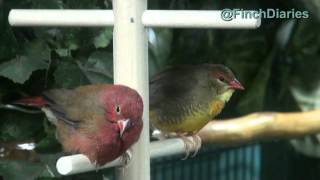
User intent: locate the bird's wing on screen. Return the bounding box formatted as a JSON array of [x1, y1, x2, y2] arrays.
[[42, 89, 81, 128], [43, 85, 110, 130], [150, 65, 201, 108]]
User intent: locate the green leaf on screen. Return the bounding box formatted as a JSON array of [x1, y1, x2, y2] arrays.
[[0, 56, 47, 84], [63, 0, 100, 9], [63, 32, 79, 50], [55, 49, 70, 57], [0, 153, 62, 180], [93, 28, 113, 48], [31, 0, 63, 9], [0, 40, 50, 83], [0, 26, 17, 60], [0, 111, 44, 141], [0, 160, 50, 180], [26, 41, 51, 62], [54, 61, 89, 88], [35, 134, 61, 153], [78, 51, 113, 84], [50, 28, 97, 51]]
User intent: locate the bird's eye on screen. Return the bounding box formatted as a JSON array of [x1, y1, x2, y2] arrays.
[[115, 105, 121, 114], [218, 76, 225, 82]]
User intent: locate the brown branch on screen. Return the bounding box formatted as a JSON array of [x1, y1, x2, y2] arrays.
[[198, 109, 320, 145]]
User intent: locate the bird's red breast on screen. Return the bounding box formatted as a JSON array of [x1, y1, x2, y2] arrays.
[[62, 123, 123, 165]]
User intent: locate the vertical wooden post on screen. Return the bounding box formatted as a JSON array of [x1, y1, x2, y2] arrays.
[[112, 0, 150, 180]]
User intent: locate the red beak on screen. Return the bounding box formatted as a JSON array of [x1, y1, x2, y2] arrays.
[[117, 119, 130, 137], [229, 79, 244, 90]]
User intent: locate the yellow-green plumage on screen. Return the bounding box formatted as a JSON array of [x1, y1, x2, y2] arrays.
[[150, 64, 241, 135]]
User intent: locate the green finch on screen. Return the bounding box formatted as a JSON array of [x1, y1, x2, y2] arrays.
[[15, 84, 143, 166], [150, 64, 244, 157]]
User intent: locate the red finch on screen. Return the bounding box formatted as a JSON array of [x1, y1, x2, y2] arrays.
[[15, 84, 143, 166], [150, 64, 244, 157]]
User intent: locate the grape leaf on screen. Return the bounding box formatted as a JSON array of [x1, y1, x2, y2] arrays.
[[93, 28, 113, 48], [0, 56, 47, 84]]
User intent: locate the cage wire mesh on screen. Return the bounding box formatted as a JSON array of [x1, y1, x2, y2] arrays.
[[104, 144, 260, 180], [151, 144, 261, 180]]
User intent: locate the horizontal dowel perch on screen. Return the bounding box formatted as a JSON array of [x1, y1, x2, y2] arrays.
[[9, 10, 114, 27], [198, 109, 320, 144], [9, 10, 260, 28], [57, 154, 124, 175], [57, 137, 195, 175], [142, 10, 261, 28], [56, 109, 320, 175]]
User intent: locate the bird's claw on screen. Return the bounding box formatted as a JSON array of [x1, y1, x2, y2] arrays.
[[120, 150, 132, 167], [91, 160, 99, 171], [190, 135, 202, 158], [180, 134, 202, 160]]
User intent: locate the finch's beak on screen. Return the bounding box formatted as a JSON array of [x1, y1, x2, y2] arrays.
[[229, 79, 245, 90], [117, 119, 130, 137]]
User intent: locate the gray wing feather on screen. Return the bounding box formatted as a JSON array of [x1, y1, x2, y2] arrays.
[[42, 89, 80, 128]]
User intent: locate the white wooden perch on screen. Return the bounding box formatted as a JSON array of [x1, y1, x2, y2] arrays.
[[57, 137, 193, 175], [9, 10, 260, 28]]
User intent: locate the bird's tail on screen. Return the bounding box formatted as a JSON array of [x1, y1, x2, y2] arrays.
[[13, 96, 47, 107]]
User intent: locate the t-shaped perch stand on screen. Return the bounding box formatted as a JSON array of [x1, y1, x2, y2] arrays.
[[9, 7, 261, 180]]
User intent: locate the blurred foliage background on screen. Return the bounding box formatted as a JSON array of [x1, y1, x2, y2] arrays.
[[1, 0, 320, 179]]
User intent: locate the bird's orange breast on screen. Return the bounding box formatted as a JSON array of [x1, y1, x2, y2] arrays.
[[208, 99, 225, 118]]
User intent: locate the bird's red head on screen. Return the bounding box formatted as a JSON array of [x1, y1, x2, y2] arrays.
[[210, 64, 244, 91], [101, 85, 143, 137]]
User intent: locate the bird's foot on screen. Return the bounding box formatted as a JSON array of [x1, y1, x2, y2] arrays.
[[179, 135, 193, 160], [190, 134, 202, 158], [120, 150, 132, 167], [91, 160, 99, 171], [179, 134, 202, 160]]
